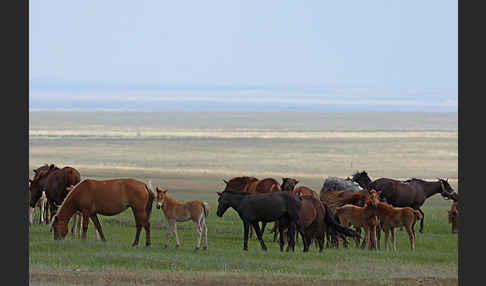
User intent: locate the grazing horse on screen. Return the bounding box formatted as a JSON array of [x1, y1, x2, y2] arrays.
[[216, 190, 301, 251], [297, 195, 360, 252], [448, 201, 459, 234], [155, 187, 210, 250], [51, 178, 154, 246], [369, 177, 456, 233], [365, 190, 422, 251], [223, 176, 280, 237]]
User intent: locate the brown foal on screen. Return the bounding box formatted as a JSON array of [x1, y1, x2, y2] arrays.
[[155, 187, 210, 250]]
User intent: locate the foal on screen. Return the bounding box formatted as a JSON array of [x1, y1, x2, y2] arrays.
[[448, 201, 459, 234], [335, 204, 378, 250], [366, 191, 422, 251], [155, 187, 209, 250]]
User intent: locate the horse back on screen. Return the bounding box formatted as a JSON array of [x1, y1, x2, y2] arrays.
[[255, 178, 280, 193]]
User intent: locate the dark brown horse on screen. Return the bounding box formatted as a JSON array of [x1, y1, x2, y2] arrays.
[[296, 195, 360, 252], [281, 178, 299, 192], [216, 190, 301, 251], [29, 164, 58, 223], [51, 178, 154, 246], [369, 177, 456, 233], [223, 176, 280, 237]]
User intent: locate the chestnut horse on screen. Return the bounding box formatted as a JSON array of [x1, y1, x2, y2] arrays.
[[294, 186, 319, 200], [365, 190, 422, 251], [51, 178, 154, 246], [297, 195, 360, 252], [155, 187, 210, 250], [335, 203, 378, 250], [448, 201, 459, 234]]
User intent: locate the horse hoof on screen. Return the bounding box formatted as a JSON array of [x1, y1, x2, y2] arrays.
[[243, 248, 248, 251], [175, 245, 180, 249], [195, 247, 199, 251], [164, 245, 168, 249], [203, 246, 207, 250]]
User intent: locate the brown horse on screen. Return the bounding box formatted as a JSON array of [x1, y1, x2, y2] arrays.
[[155, 187, 210, 250], [293, 186, 319, 200], [51, 178, 154, 246], [448, 201, 459, 234], [335, 203, 378, 250], [29, 164, 58, 224], [365, 190, 422, 251], [319, 188, 374, 248], [296, 195, 361, 252], [29, 164, 81, 222]]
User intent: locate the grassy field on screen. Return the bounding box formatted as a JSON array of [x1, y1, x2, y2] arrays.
[[29, 111, 458, 285]]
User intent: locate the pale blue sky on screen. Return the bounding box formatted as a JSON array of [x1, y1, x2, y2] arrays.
[[29, 1, 457, 111]]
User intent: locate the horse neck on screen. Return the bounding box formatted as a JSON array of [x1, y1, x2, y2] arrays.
[[163, 194, 180, 210], [421, 181, 443, 198], [226, 193, 247, 211], [56, 196, 77, 224]]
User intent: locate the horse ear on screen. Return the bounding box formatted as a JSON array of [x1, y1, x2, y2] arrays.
[[33, 169, 37, 174], [295, 180, 299, 184], [155, 187, 161, 193], [163, 189, 168, 194], [29, 179, 33, 183], [217, 192, 222, 197], [223, 179, 229, 184]]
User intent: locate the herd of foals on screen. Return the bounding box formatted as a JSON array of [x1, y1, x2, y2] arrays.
[[29, 164, 459, 253]]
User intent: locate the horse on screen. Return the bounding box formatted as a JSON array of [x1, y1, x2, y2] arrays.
[[320, 188, 373, 248], [335, 203, 379, 250], [222, 176, 280, 238], [216, 190, 301, 251], [320, 176, 362, 193], [29, 164, 58, 224], [297, 195, 360, 252], [51, 178, 154, 247], [29, 164, 81, 222], [293, 186, 319, 200], [155, 187, 210, 250], [365, 190, 422, 251], [281, 178, 299, 192], [351, 171, 373, 190], [369, 177, 456, 233], [448, 201, 459, 234]]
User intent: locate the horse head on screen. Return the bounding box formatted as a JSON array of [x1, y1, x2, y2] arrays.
[[438, 178, 455, 196], [51, 215, 68, 240], [352, 171, 372, 190], [155, 187, 169, 209], [281, 178, 299, 192], [365, 189, 381, 207]]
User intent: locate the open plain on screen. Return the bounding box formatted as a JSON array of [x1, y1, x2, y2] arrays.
[[29, 111, 458, 285]]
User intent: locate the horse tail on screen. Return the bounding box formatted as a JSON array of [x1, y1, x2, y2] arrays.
[[323, 203, 361, 239], [414, 210, 423, 220], [202, 202, 210, 218], [145, 181, 155, 221]]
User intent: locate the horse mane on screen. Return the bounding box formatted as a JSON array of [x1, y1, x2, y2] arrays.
[[223, 190, 252, 196]]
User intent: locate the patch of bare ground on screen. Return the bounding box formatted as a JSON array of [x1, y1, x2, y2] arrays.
[[29, 267, 457, 286]]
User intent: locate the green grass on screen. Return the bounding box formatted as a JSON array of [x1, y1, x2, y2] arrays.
[[29, 192, 458, 280]]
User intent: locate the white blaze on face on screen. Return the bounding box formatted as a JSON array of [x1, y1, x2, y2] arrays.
[[29, 207, 35, 224]]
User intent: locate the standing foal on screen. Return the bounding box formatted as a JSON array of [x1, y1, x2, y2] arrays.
[[155, 187, 209, 250]]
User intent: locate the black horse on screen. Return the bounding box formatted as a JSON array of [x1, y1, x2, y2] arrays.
[[216, 190, 302, 252], [351, 171, 373, 190], [369, 177, 456, 233]]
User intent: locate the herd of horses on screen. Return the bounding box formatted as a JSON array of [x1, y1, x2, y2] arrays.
[[29, 164, 459, 252]]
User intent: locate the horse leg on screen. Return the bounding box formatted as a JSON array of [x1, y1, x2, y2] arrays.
[[202, 217, 208, 250], [90, 214, 107, 241], [261, 222, 267, 237], [173, 222, 181, 248], [383, 227, 389, 251], [278, 224, 286, 252], [272, 222, 279, 242], [391, 227, 396, 251], [243, 222, 250, 251], [71, 214, 77, 239], [81, 212, 90, 240], [131, 209, 143, 247], [251, 222, 267, 251], [406, 224, 414, 251], [195, 219, 202, 250], [165, 222, 172, 248], [418, 208, 425, 233]]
